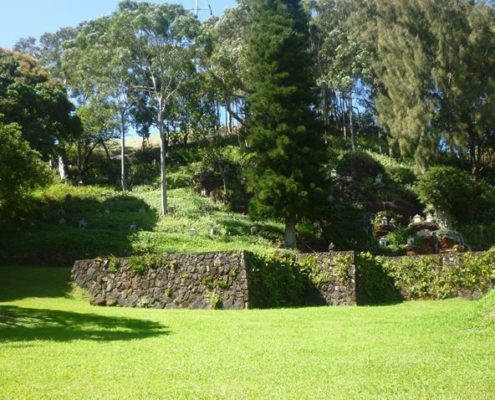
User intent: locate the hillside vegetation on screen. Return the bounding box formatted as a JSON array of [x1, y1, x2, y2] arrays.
[[0, 183, 289, 265]]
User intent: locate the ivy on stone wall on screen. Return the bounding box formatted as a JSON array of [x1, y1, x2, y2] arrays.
[[356, 249, 495, 301], [355, 252, 402, 304], [245, 252, 306, 308]]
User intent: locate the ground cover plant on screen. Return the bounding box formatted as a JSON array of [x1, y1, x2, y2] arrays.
[[0, 184, 287, 265], [0, 266, 494, 399]]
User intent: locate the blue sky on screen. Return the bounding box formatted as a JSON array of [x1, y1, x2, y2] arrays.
[[0, 0, 237, 50]]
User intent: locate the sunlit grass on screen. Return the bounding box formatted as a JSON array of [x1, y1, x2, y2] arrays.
[[0, 266, 494, 399]]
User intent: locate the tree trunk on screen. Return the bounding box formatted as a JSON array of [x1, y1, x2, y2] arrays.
[[469, 133, 480, 179], [100, 141, 111, 161], [341, 96, 347, 139], [284, 216, 297, 249], [57, 147, 69, 182], [158, 113, 168, 215], [349, 95, 355, 151], [120, 113, 127, 192], [322, 88, 330, 143]]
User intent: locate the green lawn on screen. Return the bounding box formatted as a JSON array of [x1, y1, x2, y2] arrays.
[[1, 266, 494, 399]]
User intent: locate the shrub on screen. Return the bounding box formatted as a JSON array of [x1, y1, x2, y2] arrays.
[[128, 163, 159, 186], [336, 151, 385, 181], [416, 166, 495, 222], [380, 249, 495, 300], [0, 121, 49, 221], [167, 171, 192, 189], [387, 166, 416, 186]]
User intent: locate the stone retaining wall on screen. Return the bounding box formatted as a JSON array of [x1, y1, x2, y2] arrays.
[[72, 251, 357, 309], [72, 252, 249, 309]]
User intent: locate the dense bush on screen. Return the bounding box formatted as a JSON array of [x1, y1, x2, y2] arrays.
[[387, 166, 416, 186], [128, 162, 159, 186], [0, 121, 49, 220], [336, 151, 385, 181], [416, 166, 495, 222]]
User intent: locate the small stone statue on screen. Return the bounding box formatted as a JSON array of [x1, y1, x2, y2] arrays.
[[78, 218, 88, 229], [129, 223, 138, 232]]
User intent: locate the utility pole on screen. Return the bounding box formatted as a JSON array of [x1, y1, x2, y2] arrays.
[[194, 0, 199, 17]]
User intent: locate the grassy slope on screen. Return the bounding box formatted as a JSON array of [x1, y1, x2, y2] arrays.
[[0, 184, 286, 264], [1, 266, 494, 400]]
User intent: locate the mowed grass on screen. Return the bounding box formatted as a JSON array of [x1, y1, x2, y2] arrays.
[[1, 267, 494, 399]]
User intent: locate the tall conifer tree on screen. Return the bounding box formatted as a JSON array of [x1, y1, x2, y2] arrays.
[[244, 0, 326, 248]]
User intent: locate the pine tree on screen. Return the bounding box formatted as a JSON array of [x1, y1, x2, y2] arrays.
[[244, 0, 326, 248], [374, 0, 437, 171]]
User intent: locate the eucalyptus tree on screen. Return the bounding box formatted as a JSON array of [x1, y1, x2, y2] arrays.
[[64, 15, 135, 191], [308, 0, 375, 147], [58, 17, 122, 182], [13, 37, 41, 58], [205, 2, 250, 129], [114, 2, 202, 214]]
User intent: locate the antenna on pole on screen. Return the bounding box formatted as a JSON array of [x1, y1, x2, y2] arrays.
[[192, 0, 213, 18]]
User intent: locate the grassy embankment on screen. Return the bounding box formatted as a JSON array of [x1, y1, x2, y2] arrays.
[[0, 184, 287, 264]]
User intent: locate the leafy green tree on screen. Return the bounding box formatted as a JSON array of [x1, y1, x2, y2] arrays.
[[0, 49, 82, 165], [416, 165, 495, 223], [244, 0, 326, 248], [0, 119, 49, 220]]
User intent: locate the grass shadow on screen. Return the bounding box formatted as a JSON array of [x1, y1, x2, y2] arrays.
[[0, 305, 168, 343], [0, 266, 71, 302]]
